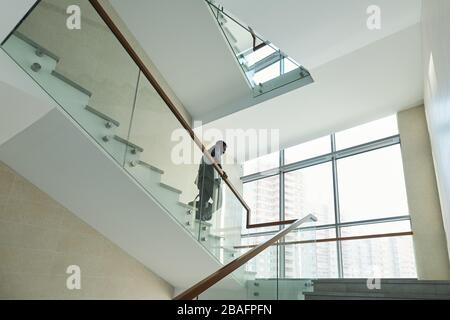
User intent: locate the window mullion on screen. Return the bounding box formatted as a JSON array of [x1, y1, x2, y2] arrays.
[[331, 134, 344, 278], [279, 149, 285, 278]]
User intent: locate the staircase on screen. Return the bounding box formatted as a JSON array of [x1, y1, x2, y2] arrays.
[[3, 32, 234, 253], [305, 279, 450, 300], [0, 0, 247, 290]]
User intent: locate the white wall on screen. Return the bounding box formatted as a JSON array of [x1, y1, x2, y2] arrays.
[[422, 0, 450, 260], [0, 49, 56, 146], [0, 0, 35, 42], [398, 106, 450, 279]]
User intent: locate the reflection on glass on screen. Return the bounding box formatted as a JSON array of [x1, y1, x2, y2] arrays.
[[284, 136, 331, 164], [243, 151, 279, 176], [337, 145, 409, 222], [284, 228, 338, 278], [243, 175, 279, 230], [284, 162, 335, 224], [335, 115, 399, 150], [341, 236, 417, 278], [240, 236, 279, 279], [244, 45, 277, 68]]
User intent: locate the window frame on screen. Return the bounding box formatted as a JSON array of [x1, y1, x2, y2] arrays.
[[241, 128, 414, 278]]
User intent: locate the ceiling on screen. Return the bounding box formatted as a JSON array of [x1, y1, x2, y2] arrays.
[[217, 0, 422, 69], [203, 23, 424, 161], [109, 0, 251, 123], [110, 0, 424, 161]]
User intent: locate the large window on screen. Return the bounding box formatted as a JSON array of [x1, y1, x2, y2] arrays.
[[284, 162, 335, 225], [337, 145, 409, 222], [241, 115, 417, 279]]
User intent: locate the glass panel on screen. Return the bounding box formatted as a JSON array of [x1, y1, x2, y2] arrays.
[[240, 235, 279, 279], [284, 136, 331, 164], [245, 45, 277, 68], [335, 115, 399, 150], [284, 162, 335, 225], [243, 175, 280, 228], [284, 57, 298, 73], [253, 61, 281, 85], [337, 145, 409, 222], [195, 215, 318, 300], [243, 151, 279, 176], [198, 242, 281, 300], [124, 76, 246, 263], [1, 0, 248, 268], [341, 236, 417, 278], [199, 179, 245, 264], [2, 0, 138, 166], [284, 228, 338, 279]]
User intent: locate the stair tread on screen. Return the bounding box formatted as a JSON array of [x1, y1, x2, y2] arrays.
[[178, 201, 197, 210], [113, 135, 144, 152], [135, 160, 164, 174], [159, 182, 182, 194], [84, 105, 120, 127], [51, 70, 92, 97], [14, 31, 60, 62]]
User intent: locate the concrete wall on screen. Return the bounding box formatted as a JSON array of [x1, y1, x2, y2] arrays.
[[422, 0, 450, 262], [398, 106, 450, 279], [0, 161, 174, 299]]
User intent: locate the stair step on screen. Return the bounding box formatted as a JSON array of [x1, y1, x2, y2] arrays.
[[130, 160, 164, 174], [14, 31, 60, 62], [84, 105, 120, 128], [112, 135, 144, 153], [51, 70, 92, 97], [177, 201, 196, 210], [159, 183, 182, 194]]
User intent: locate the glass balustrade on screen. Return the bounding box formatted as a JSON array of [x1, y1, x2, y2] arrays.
[[1, 0, 247, 266], [195, 218, 318, 300], [206, 0, 313, 97]]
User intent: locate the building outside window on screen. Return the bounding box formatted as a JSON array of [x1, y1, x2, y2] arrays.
[[241, 115, 417, 279]]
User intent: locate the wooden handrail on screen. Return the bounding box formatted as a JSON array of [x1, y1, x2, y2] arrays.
[[174, 214, 317, 300], [246, 219, 297, 229], [88, 0, 251, 220], [234, 231, 414, 249]]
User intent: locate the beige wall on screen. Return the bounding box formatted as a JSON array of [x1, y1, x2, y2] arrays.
[[0, 161, 174, 299], [397, 105, 450, 280], [422, 0, 450, 261]]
